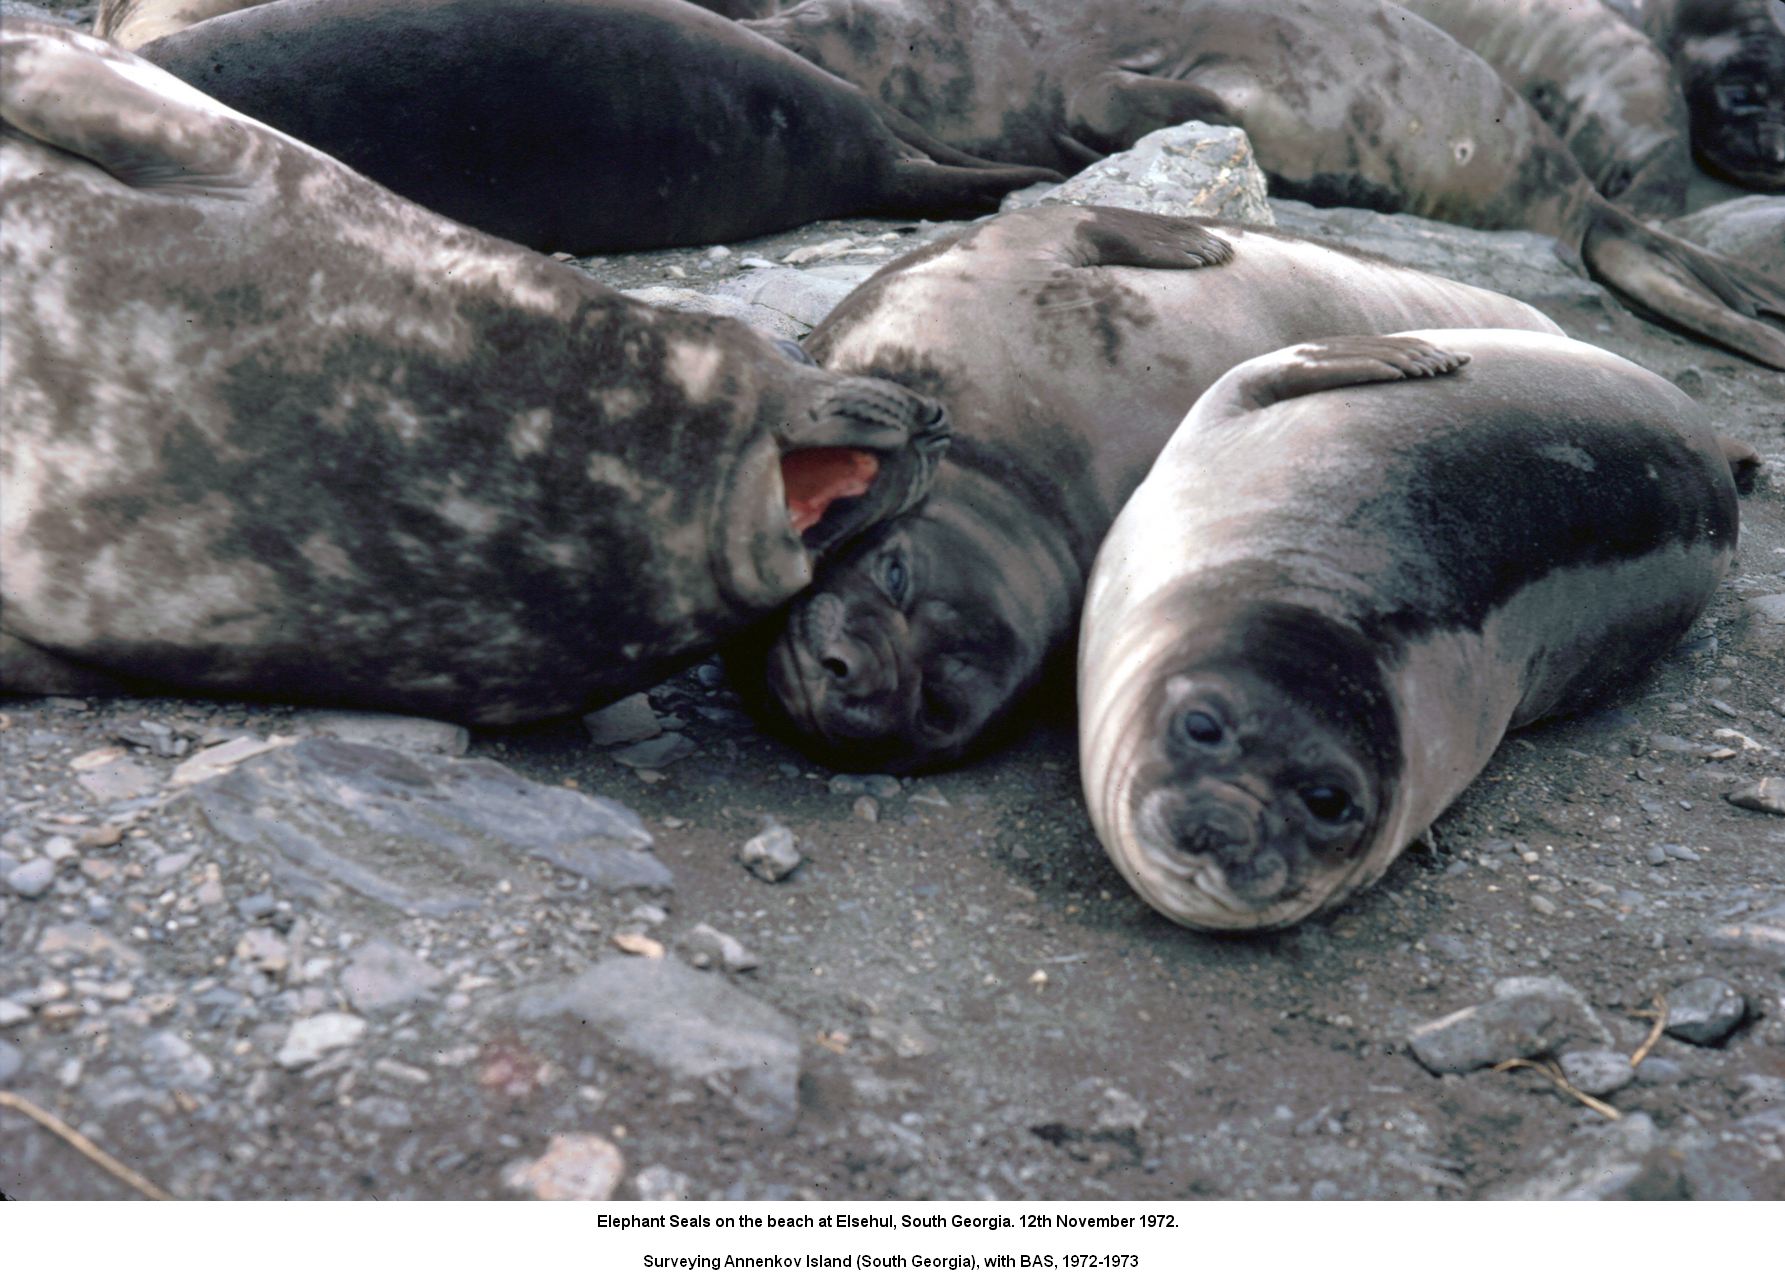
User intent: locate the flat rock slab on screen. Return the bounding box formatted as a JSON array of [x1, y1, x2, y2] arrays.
[[188, 738, 665, 918], [508, 957, 801, 1135], [296, 711, 469, 757]]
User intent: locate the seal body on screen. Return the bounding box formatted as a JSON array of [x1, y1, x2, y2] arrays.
[[1641, 0, 1785, 190], [1078, 331, 1741, 931], [1, 19, 948, 724], [1395, 0, 1691, 216], [96, 0, 276, 49], [735, 206, 1561, 772], [753, 0, 1785, 367], [1671, 193, 1785, 286], [140, 0, 1058, 253]]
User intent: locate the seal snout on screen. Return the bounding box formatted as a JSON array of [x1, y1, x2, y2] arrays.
[[1138, 781, 1291, 906]]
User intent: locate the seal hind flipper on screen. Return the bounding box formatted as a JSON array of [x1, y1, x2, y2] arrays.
[[0, 20, 257, 194], [1581, 203, 1785, 369], [880, 155, 1070, 219], [1211, 335, 1471, 414], [1066, 68, 1237, 157]]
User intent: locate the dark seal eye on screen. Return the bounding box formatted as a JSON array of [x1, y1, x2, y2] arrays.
[[1175, 710, 1224, 747], [1300, 785, 1355, 824], [881, 555, 909, 604]]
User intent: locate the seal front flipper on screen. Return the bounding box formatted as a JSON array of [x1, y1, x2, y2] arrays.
[[0, 19, 260, 194], [1205, 335, 1471, 416], [1065, 68, 1237, 159], [1065, 207, 1234, 271], [1580, 202, 1785, 369]]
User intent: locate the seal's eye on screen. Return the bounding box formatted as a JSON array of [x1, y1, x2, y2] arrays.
[[1175, 710, 1224, 748], [881, 555, 909, 605], [1300, 785, 1355, 824]]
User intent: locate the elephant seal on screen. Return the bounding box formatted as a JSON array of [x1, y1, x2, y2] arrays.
[[1078, 331, 1744, 932], [1671, 193, 1785, 286], [1394, 0, 1691, 217], [96, 0, 276, 50], [750, 0, 1785, 367], [139, 0, 1059, 254], [732, 206, 1561, 772], [0, 19, 948, 724], [1641, 0, 1785, 191]]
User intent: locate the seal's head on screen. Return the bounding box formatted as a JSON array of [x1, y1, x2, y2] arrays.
[[740, 498, 1044, 772], [1083, 598, 1402, 932], [1679, 12, 1785, 190]]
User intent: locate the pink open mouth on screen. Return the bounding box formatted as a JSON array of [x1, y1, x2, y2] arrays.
[[782, 447, 880, 535]]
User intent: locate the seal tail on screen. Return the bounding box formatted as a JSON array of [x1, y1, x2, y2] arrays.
[[1580, 202, 1785, 369]]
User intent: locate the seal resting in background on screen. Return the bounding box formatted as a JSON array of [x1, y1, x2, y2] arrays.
[[1394, 0, 1691, 217], [1640, 0, 1785, 191], [139, 0, 1058, 254], [1670, 194, 1785, 286], [730, 206, 1562, 772], [1077, 331, 1745, 932], [96, 0, 276, 49], [750, 0, 1785, 367], [0, 19, 948, 725]]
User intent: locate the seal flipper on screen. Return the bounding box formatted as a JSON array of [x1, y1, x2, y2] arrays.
[[1719, 435, 1763, 495], [1580, 202, 1785, 368], [879, 155, 1070, 218], [1066, 68, 1237, 158], [1209, 335, 1470, 416], [1065, 207, 1234, 271], [0, 20, 259, 195]]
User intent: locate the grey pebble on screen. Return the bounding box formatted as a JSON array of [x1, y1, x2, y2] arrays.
[[43, 835, 77, 863], [1663, 844, 1700, 862], [5, 858, 56, 899], [342, 940, 447, 1013], [237, 893, 278, 920], [1644, 844, 1670, 867], [1529, 894, 1558, 917], [1665, 977, 1746, 1046], [739, 823, 802, 882], [610, 732, 697, 769], [634, 1164, 692, 1202], [861, 775, 901, 800], [1558, 1050, 1636, 1097], [852, 796, 879, 823], [0, 998, 29, 1027], [827, 774, 866, 796], [0, 1040, 21, 1084], [684, 922, 761, 973], [583, 695, 663, 747], [1726, 777, 1785, 816], [1635, 1056, 1685, 1085], [276, 1012, 368, 1069]]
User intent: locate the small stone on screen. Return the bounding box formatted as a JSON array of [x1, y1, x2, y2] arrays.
[[39, 1002, 82, 1030], [237, 893, 278, 920], [633, 1164, 691, 1202], [1558, 1050, 1636, 1096], [852, 796, 879, 823], [582, 695, 663, 746], [1408, 979, 1606, 1074], [195, 878, 227, 908], [1663, 844, 1700, 863], [1726, 777, 1785, 816], [70, 745, 126, 771], [276, 1012, 368, 1069], [782, 237, 856, 265], [862, 775, 901, 799], [43, 835, 77, 863], [611, 931, 666, 959], [301, 710, 469, 756], [75, 758, 157, 802], [503, 1133, 624, 1201], [739, 823, 802, 882], [0, 1041, 20, 1084], [1635, 1057, 1685, 1085], [827, 774, 866, 796], [169, 734, 292, 787], [609, 732, 697, 769], [153, 850, 195, 877], [908, 786, 950, 808], [627, 904, 669, 927], [76, 824, 124, 850], [1644, 843, 1670, 867], [236, 928, 290, 973], [0, 999, 28, 1027], [1529, 894, 1559, 917], [78, 858, 116, 883], [684, 922, 760, 973], [5, 858, 56, 898], [341, 940, 446, 1012], [1664, 977, 1746, 1046], [114, 719, 181, 757], [1747, 594, 1785, 625]]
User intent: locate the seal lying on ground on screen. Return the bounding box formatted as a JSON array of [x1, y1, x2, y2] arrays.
[[749, 0, 1785, 367], [1394, 0, 1691, 217], [1077, 331, 1745, 932], [139, 0, 1058, 254], [731, 206, 1561, 772], [1670, 194, 1785, 286], [96, 0, 276, 49], [1640, 0, 1785, 191], [0, 19, 948, 724]]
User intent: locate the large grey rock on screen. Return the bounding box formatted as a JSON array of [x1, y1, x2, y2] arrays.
[[297, 711, 469, 756], [341, 940, 447, 1013], [1489, 1114, 1666, 1200], [190, 738, 666, 918], [1665, 977, 1747, 1046], [713, 268, 858, 329], [1409, 977, 1609, 1074], [1018, 122, 1273, 225], [510, 957, 801, 1133]]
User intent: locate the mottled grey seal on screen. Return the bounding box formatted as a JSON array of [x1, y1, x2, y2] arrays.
[[1671, 193, 1785, 286], [0, 19, 948, 724], [750, 0, 1785, 367], [139, 0, 1059, 254], [731, 206, 1561, 772], [96, 0, 275, 49], [1077, 331, 1743, 931], [1395, 0, 1691, 216], [1641, 0, 1785, 191]]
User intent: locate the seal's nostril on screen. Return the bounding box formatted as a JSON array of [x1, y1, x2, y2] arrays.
[[821, 656, 850, 680]]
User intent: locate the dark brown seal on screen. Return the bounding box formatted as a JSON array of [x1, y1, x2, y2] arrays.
[[1396, 0, 1691, 216], [750, 0, 1785, 367], [1079, 331, 1744, 930], [139, 0, 1059, 254], [0, 18, 948, 725], [1641, 0, 1785, 191], [731, 206, 1562, 772]]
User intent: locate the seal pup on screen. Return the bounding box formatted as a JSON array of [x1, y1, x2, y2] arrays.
[[733, 206, 1562, 772], [1640, 0, 1785, 191], [750, 0, 1785, 367], [1077, 331, 1744, 932], [0, 19, 948, 724], [96, 0, 276, 49], [1394, 0, 1691, 217], [140, 0, 1059, 254]]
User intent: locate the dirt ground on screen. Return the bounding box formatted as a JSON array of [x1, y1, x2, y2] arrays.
[[1, 0, 1782, 1203]]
